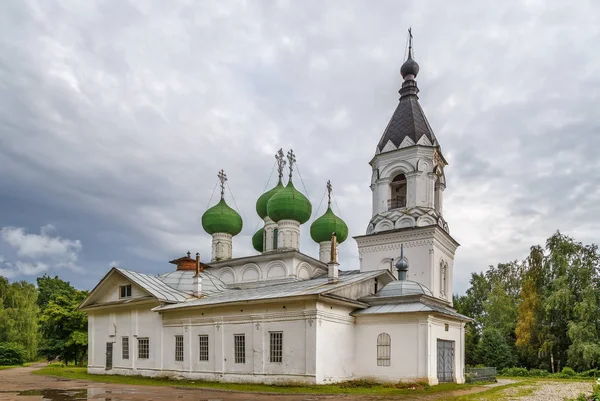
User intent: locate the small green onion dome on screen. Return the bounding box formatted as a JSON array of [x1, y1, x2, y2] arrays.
[[310, 207, 348, 244], [267, 180, 312, 224], [252, 227, 264, 252], [201, 198, 243, 236], [256, 179, 285, 219]]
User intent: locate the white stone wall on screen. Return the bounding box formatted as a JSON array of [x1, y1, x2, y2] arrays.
[[354, 314, 428, 382], [89, 300, 320, 384], [209, 254, 325, 285], [314, 302, 355, 383], [87, 304, 163, 372], [427, 317, 465, 384], [356, 226, 457, 303]]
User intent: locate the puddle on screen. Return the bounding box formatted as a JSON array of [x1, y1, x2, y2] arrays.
[[17, 389, 87, 400]]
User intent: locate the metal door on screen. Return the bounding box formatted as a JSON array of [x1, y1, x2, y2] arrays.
[[437, 340, 454, 382], [105, 342, 113, 370]]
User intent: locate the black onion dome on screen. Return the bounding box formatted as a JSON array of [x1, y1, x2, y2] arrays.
[[401, 56, 419, 79], [396, 257, 409, 272]]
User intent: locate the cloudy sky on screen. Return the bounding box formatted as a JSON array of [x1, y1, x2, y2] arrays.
[[1, 0, 599, 293]]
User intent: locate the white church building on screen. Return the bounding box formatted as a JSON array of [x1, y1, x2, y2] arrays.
[[79, 37, 470, 385]]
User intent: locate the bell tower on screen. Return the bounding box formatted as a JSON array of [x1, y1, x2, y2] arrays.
[[355, 30, 458, 304]]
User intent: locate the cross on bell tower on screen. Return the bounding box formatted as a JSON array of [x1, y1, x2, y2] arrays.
[[217, 169, 227, 199]]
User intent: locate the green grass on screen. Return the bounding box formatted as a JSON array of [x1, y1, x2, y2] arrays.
[[33, 364, 479, 396], [0, 365, 20, 370]]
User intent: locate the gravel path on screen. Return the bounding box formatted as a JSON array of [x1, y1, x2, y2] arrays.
[[499, 381, 593, 401]]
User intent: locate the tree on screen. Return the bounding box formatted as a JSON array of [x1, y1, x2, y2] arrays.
[[39, 290, 88, 365], [0, 277, 39, 361], [474, 328, 517, 369], [36, 275, 76, 311]]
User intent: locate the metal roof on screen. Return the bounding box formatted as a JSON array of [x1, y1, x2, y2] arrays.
[[154, 270, 385, 312], [373, 280, 434, 298], [158, 270, 228, 296], [116, 268, 190, 303], [352, 301, 471, 321]]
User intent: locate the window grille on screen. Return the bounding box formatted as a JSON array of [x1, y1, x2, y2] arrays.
[[198, 335, 209, 361], [269, 332, 283, 363], [234, 334, 245, 364], [122, 336, 129, 360], [377, 333, 391, 367], [138, 337, 149, 359], [175, 335, 184, 362], [119, 285, 132, 298]]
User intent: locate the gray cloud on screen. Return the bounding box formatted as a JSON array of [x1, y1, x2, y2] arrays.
[[1, 0, 599, 293]]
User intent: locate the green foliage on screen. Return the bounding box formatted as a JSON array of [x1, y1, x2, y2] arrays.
[[0, 342, 26, 365], [561, 367, 577, 376], [474, 328, 517, 369], [0, 277, 39, 360], [39, 290, 88, 365], [458, 231, 600, 373], [499, 367, 529, 377], [36, 275, 75, 311]]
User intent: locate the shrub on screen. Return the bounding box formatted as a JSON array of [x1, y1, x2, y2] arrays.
[[0, 343, 26, 366], [500, 367, 529, 377], [580, 369, 600, 378], [528, 369, 550, 377], [561, 367, 577, 376]]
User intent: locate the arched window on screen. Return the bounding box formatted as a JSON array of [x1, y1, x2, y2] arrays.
[[377, 333, 391, 366], [273, 228, 278, 250], [389, 174, 407, 210]]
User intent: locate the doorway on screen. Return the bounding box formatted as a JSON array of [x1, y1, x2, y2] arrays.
[[437, 339, 454, 382], [105, 342, 113, 370]]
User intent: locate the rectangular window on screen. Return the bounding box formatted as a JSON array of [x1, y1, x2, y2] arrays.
[[198, 335, 209, 362], [273, 228, 278, 249], [119, 284, 132, 298], [269, 332, 283, 363], [175, 335, 184, 362], [138, 337, 149, 359], [234, 334, 245, 364], [121, 336, 129, 360]]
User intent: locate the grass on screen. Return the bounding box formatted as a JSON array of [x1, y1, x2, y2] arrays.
[[0, 365, 20, 370], [33, 364, 480, 396]]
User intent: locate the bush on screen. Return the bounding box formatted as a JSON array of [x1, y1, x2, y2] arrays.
[[0, 343, 26, 366], [528, 369, 550, 377], [500, 367, 529, 377], [580, 369, 600, 378]]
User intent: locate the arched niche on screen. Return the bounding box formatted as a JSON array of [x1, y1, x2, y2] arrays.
[[266, 261, 287, 279], [241, 263, 261, 282], [218, 267, 236, 284]]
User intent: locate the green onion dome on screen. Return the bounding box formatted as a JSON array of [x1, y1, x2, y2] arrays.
[[252, 227, 264, 252], [256, 179, 285, 219], [310, 206, 348, 244], [267, 180, 312, 224], [201, 198, 243, 236]]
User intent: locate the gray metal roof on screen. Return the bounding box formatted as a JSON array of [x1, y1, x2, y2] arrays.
[[154, 270, 384, 312], [158, 270, 228, 296], [373, 280, 434, 298], [352, 301, 471, 321], [117, 268, 190, 303]]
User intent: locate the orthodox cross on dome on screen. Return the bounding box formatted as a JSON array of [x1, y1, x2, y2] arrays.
[[287, 149, 296, 180], [217, 169, 227, 199], [326, 180, 332, 207], [275, 148, 286, 180], [408, 27, 413, 58]]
